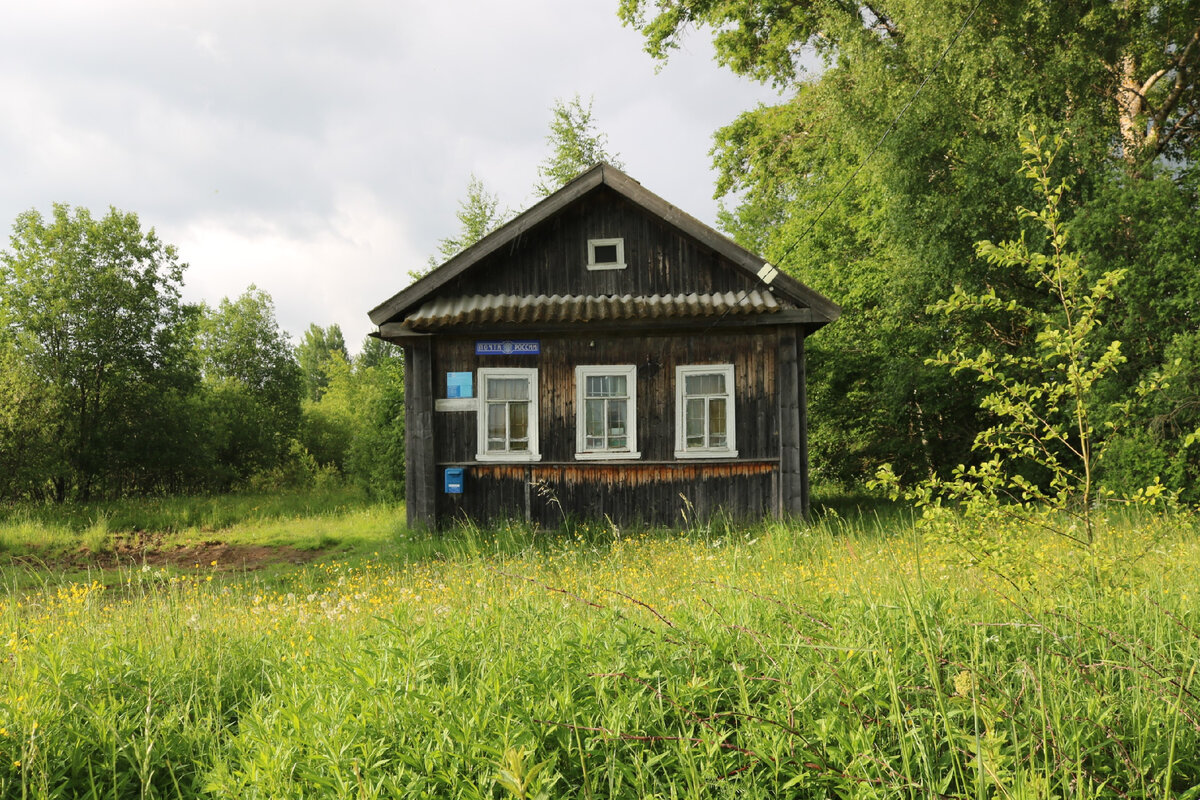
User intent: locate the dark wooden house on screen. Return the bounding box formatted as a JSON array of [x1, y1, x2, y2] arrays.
[[368, 164, 840, 529]]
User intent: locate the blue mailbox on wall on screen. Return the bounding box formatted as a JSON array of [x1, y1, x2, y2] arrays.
[[444, 467, 464, 494]]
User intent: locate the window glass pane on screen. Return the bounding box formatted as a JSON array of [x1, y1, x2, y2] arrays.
[[487, 377, 528, 401], [586, 375, 627, 398], [607, 400, 626, 438], [486, 404, 506, 450], [509, 402, 528, 445], [685, 373, 725, 396], [685, 398, 705, 447], [593, 244, 618, 264], [585, 399, 604, 438], [709, 398, 727, 448]]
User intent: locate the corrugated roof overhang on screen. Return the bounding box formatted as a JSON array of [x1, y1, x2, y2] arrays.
[[401, 291, 782, 331]]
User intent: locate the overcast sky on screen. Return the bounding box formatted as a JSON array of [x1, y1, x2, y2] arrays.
[[1, 1, 782, 351]]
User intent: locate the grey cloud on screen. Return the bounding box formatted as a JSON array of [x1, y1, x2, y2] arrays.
[[1, 0, 779, 350]]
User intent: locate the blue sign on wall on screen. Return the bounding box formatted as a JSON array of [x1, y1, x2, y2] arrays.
[[475, 340, 540, 356], [446, 372, 473, 398]]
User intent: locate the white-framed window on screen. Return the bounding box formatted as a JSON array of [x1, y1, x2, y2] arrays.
[[587, 238, 626, 271], [575, 365, 640, 460], [675, 364, 738, 459], [476, 368, 541, 462]]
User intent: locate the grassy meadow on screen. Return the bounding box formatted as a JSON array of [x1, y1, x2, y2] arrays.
[[1, 498, 1199, 798]]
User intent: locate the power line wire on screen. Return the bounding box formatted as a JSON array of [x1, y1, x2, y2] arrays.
[[695, 0, 985, 338], [770, 0, 985, 270]]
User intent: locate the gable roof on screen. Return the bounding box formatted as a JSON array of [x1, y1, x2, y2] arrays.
[[368, 162, 840, 329]]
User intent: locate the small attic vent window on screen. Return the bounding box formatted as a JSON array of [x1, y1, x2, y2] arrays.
[[587, 238, 626, 271]]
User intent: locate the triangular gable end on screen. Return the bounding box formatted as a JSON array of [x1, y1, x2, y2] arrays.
[[368, 163, 841, 329]]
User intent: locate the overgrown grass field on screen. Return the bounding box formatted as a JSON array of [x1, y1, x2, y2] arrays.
[[0, 488, 385, 558], [2, 504, 1198, 798]]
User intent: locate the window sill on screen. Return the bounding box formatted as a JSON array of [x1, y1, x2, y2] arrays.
[[575, 450, 642, 461], [674, 449, 739, 460], [586, 262, 627, 271]]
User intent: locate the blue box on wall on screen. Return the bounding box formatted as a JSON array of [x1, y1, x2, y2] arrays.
[[444, 467, 464, 494]]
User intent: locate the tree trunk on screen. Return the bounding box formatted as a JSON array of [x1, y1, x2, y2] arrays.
[[1117, 52, 1146, 172]]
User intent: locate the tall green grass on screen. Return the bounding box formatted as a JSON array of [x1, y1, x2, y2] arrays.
[[0, 486, 373, 539], [1, 512, 1198, 798], [0, 488, 389, 562]]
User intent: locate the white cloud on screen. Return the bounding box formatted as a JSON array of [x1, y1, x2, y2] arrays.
[[0, 0, 781, 354]]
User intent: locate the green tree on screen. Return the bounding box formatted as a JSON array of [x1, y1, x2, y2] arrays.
[[296, 322, 348, 402], [620, 0, 1199, 168], [432, 175, 508, 262], [196, 286, 303, 487], [875, 129, 1188, 586], [300, 352, 355, 471], [620, 0, 1200, 489], [300, 339, 405, 498], [413, 175, 510, 280], [415, 97, 621, 282], [345, 352, 406, 500], [356, 336, 401, 370], [1067, 164, 1200, 502], [534, 94, 624, 196], [926, 130, 1133, 540], [349, 335, 405, 497], [0, 204, 200, 501], [0, 333, 59, 500]]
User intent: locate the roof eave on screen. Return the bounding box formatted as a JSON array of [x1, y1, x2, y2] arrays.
[[368, 165, 608, 326], [369, 162, 843, 327]]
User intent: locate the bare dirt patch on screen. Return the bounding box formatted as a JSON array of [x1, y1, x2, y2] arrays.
[[70, 534, 324, 571]]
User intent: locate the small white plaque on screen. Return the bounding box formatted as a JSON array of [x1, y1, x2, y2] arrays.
[[435, 398, 476, 412]]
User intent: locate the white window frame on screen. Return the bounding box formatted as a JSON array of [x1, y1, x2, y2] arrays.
[[675, 364, 738, 459], [476, 367, 541, 462], [586, 238, 626, 271], [575, 364, 640, 460]]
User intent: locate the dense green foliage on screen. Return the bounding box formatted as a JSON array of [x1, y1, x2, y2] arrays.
[[620, 0, 1200, 498], [296, 323, 348, 402], [195, 287, 305, 489], [0, 205, 201, 501], [299, 338, 406, 500], [0, 209, 406, 504], [876, 129, 1181, 582], [2, 511, 1198, 797]]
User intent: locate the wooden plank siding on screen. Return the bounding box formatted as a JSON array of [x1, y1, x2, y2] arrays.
[[437, 186, 777, 304], [404, 340, 437, 530], [437, 463, 777, 529], [798, 331, 810, 520], [778, 329, 803, 518], [423, 327, 783, 528]]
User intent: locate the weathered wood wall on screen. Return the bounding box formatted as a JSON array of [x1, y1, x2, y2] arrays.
[[437, 463, 777, 529], [404, 340, 436, 530], [439, 186, 775, 302], [425, 327, 785, 528]]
